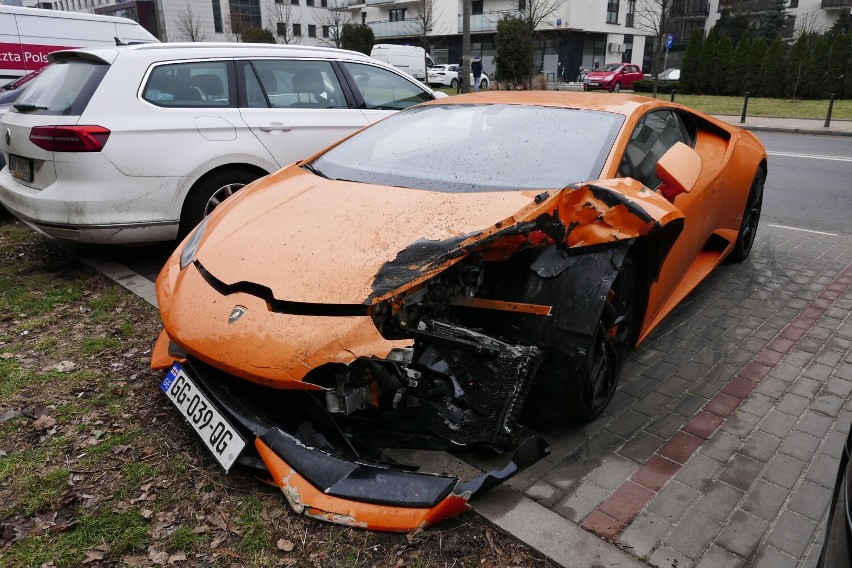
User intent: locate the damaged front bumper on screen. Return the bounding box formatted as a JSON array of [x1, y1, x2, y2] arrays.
[[156, 350, 550, 532]]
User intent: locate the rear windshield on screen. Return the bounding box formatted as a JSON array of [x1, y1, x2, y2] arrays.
[[311, 104, 624, 192], [12, 59, 107, 116]]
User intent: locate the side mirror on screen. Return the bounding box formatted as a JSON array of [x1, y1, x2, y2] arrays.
[[655, 141, 702, 202]]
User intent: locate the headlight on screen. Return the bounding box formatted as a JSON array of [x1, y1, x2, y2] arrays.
[[179, 215, 211, 270], [604, 74, 614, 81]]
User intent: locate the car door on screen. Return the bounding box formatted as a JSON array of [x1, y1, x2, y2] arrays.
[[338, 61, 435, 124], [625, 65, 643, 89], [236, 58, 369, 168], [616, 109, 706, 321]]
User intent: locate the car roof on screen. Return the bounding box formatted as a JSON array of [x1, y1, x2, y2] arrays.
[[49, 42, 376, 64], [421, 91, 671, 118]]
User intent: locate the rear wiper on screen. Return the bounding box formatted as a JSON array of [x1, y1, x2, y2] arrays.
[[302, 162, 328, 179], [12, 103, 48, 112]]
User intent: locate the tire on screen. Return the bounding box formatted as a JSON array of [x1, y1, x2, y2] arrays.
[[728, 168, 765, 262], [521, 256, 641, 428], [561, 258, 638, 422], [180, 168, 261, 238], [450, 78, 459, 89], [612, 82, 621, 93], [480, 78, 488, 90]]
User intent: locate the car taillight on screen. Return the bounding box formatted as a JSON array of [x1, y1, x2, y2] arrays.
[[29, 126, 110, 152]]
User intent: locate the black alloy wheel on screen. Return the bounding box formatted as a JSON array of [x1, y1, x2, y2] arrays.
[[729, 168, 765, 262], [565, 259, 638, 420]]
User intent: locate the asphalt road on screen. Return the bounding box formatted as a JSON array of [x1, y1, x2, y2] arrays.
[[756, 132, 852, 236]]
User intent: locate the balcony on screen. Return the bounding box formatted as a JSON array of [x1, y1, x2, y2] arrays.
[[367, 19, 413, 38], [457, 10, 522, 33], [366, 0, 394, 5], [821, 0, 851, 8]]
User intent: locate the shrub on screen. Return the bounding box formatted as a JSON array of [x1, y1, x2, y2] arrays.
[[633, 80, 680, 94]]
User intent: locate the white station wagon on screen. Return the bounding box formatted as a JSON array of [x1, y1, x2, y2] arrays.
[[0, 42, 443, 244]]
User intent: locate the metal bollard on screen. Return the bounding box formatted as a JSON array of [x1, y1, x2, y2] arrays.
[[670, 89, 676, 103], [825, 94, 836, 128], [740, 92, 749, 124]]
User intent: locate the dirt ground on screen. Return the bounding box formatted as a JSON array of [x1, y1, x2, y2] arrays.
[[0, 212, 558, 567]]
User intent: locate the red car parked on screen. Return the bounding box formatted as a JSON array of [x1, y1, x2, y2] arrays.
[[583, 63, 644, 92]]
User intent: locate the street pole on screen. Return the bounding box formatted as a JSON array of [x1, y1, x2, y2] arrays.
[[462, 0, 471, 93]]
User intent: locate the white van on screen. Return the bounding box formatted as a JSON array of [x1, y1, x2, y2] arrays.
[[0, 6, 157, 85], [370, 44, 434, 82]]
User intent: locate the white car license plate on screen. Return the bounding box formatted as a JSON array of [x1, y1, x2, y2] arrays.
[[9, 154, 32, 182], [589, 82, 599, 86], [161, 363, 246, 472]]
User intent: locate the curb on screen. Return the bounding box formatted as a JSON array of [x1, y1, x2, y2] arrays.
[[733, 124, 852, 137]]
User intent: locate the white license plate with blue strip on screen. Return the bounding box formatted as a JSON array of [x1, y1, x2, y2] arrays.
[[161, 362, 245, 472]]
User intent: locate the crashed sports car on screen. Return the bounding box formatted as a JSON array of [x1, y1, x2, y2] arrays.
[[151, 92, 767, 531]]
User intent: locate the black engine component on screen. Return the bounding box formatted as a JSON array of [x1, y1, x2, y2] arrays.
[[405, 320, 541, 449]]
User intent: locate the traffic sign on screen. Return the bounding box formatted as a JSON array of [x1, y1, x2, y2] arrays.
[[666, 34, 674, 49]]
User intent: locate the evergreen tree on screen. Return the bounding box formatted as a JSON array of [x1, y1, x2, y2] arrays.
[[697, 28, 718, 94], [846, 52, 852, 98], [826, 34, 851, 98], [713, 36, 734, 95], [495, 16, 532, 87], [802, 35, 831, 99], [727, 31, 751, 96], [785, 33, 809, 99], [760, 0, 791, 41], [681, 28, 703, 94], [759, 36, 786, 97], [240, 27, 276, 43], [825, 9, 851, 42], [715, 10, 750, 45], [341, 23, 374, 55], [745, 36, 768, 94]]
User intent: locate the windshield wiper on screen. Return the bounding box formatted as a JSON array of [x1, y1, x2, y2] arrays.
[[302, 162, 328, 179], [12, 103, 48, 112]]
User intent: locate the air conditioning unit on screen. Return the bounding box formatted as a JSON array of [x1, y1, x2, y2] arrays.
[[607, 42, 623, 53]]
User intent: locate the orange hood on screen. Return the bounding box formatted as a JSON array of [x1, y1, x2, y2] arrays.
[[195, 166, 541, 305]]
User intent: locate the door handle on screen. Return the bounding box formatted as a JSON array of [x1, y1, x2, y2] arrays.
[[259, 124, 293, 132]]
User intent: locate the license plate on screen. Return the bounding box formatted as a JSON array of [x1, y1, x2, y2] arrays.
[[589, 82, 599, 86], [9, 154, 32, 182], [161, 363, 246, 472]]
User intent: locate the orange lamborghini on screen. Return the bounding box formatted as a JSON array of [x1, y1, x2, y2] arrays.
[[151, 92, 767, 531]]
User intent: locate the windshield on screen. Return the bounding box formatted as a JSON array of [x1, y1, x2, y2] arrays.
[[600, 64, 622, 72], [311, 104, 624, 192]]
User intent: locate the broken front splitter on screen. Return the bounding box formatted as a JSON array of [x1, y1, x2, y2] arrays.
[[186, 358, 551, 532]]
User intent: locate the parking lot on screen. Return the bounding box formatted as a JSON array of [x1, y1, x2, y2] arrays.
[[56, 129, 852, 567]]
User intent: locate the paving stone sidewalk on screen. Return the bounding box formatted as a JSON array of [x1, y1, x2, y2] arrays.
[[459, 225, 852, 567]]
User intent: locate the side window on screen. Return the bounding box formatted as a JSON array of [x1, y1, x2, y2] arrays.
[[247, 59, 347, 109], [341, 62, 433, 110], [618, 110, 687, 188], [143, 61, 231, 108]]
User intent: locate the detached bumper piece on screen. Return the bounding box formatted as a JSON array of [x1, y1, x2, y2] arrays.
[[182, 358, 550, 532]]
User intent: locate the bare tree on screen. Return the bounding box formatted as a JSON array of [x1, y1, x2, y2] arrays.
[[406, 0, 450, 60], [634, 0, 673, 92], [796, 5, 826, 38], [517, 0, 566, 88], [176, 4, 207, 42], [316, 0, 353, 48], [271, 1, 301, 45]]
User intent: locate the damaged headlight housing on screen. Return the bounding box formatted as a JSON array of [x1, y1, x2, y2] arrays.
[[180, 215, 210, 270]]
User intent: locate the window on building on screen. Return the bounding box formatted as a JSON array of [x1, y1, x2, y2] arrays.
[[277, 22, 286, 35], [625, 0, 635, 27], [321, 0, 327, 6], [518, 0, 525, 11], [212, 0, 223, 33], [361, 12, 366, 24], [291, 0, 298, 5], [323, 25, 330, 37], [389, 8, 406, 21], [307, 0, 314, 5], [293, 23, 302, 36], [606, 0, 619, 24], [229, 0, 262, 31], [790, 0, 798, 6], [472, 0, 483, 15], [308, 24, 316, 36]]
